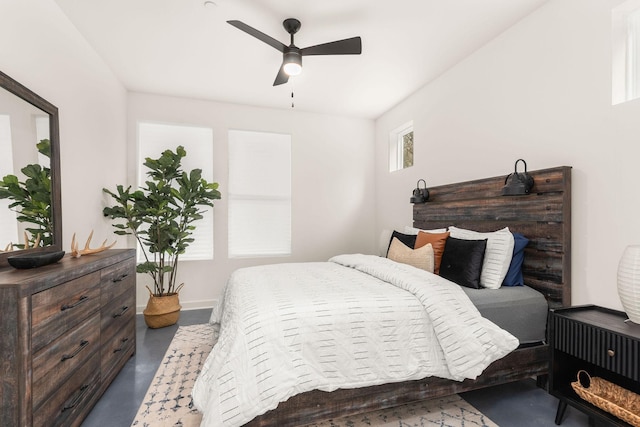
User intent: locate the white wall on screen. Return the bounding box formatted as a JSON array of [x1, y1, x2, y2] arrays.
[[126, 93, 375, 311], [0, 0, 375, 313], [12, 0, 628, 314], [0, 0, 128, 251], [375, 0, 640, 310]]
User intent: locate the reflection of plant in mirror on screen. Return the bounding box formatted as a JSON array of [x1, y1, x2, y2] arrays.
[[0, 139, 52, 248]]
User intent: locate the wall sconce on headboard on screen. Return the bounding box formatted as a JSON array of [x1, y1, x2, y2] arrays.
[[410, 179, 429, 203], [502, 159, 534, 196]]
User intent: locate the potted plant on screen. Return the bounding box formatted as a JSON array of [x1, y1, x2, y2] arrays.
[[103, 146, 221, 328]]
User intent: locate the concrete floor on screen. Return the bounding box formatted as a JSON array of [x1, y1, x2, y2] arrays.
[[81, 308, 211, 427], [81, 309, 592, 427]]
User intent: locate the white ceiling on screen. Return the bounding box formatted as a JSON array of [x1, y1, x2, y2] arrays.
[[54, 0, 548, 119]]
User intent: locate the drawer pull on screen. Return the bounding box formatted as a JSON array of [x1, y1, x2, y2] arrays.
[[112, 273, 129, 283], [61, 384, 90, 412], [113, 337, 129, 353], [61, 295, 89, 311], [61, 340, 89, 361], [112, 305, 129, 318], [607, 349, 615, 357]]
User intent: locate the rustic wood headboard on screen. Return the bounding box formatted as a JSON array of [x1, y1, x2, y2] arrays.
[[413, 166, 571, 308]]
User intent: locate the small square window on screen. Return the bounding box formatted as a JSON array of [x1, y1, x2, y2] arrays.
[[389, 122, 413, 172]]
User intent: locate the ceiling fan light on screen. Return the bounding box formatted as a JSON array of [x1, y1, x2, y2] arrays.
[[283, 62, 302, 76], [283, 51, 302, 76]]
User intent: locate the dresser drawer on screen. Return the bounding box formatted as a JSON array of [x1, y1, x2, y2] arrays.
[[32, 313, 101, 410], [552, 314, 640, 381], [100, 258, 135, 305], [33, 351, 101, 427], [32, 271, 101, 352], [101, 319, 135, 384], [101, 289, 135, 344]]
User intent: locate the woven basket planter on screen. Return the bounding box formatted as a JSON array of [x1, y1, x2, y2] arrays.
[[571, 370, 640, 426], [143, 286, 183, 329]]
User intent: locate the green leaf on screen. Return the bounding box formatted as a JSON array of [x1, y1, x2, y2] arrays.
[[103, 145, 221, 293]]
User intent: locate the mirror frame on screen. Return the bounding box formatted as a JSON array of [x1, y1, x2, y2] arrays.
[[0, 70, 62, 267]]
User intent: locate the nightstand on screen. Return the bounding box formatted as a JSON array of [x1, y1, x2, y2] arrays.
[[549, 305, 640, 426]]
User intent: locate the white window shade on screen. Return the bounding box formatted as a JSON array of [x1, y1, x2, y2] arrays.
[[612, 0, 640, 104], [0, 115, 18, 247], [34, 115, 50, 166], [627, 9, 640, 99], [228, 130, 291, 257], [138, 122, 214, 261]]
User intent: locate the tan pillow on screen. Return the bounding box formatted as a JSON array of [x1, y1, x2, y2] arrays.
[[415, 230, 450, 274], [387, 237, 434, 273]]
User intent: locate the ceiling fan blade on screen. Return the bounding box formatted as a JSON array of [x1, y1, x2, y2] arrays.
[[273, 64, 289, 86], [227, 20, 286, 53], [301, 37, 362, 56]]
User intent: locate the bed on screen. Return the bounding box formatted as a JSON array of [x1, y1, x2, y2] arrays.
[[193, 165, 572, 426]]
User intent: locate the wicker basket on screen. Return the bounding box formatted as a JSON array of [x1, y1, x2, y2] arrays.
[[143, 286, 183, 329], [571, 370, 640, 426]]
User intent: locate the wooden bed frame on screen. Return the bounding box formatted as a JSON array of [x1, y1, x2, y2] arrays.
[[246, 165, 572, 426]]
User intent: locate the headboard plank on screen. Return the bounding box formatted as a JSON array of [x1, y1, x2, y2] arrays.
[[413, 166, 571, 308]]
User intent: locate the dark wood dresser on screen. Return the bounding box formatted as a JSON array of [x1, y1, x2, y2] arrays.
[[549, 305, 640, 426], [0, 249, 136, 427]]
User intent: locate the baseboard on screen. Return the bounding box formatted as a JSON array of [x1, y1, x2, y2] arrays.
[[136, 299, 216, 314]]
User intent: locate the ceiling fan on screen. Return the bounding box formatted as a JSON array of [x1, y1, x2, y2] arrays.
[[227, 18, 362, 86]]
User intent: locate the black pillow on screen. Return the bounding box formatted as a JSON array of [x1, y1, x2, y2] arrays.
[[439, 237, 487, 289], [386, 231, 417, 256]]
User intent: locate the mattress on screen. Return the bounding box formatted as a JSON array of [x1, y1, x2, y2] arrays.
[[193, 254, 519, 426], [462, 285, 548, 344]]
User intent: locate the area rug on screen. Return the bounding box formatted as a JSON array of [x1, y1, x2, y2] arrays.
[[131, 323, 499, 427]]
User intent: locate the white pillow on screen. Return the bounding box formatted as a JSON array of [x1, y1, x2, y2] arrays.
[[448, 226, 514, 289], [387, 237, 434, 273], [404, 226, 447, 235]]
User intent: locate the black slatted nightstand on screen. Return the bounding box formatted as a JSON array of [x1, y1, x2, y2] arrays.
[[549, 305, 640, 426]]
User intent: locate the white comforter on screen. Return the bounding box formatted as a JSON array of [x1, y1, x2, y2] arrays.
[[192, 254, 518, 427]]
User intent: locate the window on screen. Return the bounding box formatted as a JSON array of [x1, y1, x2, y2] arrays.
[[34, 115, 49, 164], [389, 121, 413, 172], [228, 130, 291, 258], [138, 122, 214, 260], [612, 0, 640, 104], [0, 115, 17, 247], [627, 9, 640, 100]]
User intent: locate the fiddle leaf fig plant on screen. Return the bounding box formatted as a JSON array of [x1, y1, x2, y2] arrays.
[[102, 146, 221, 296], [0, 139, 53, 248]]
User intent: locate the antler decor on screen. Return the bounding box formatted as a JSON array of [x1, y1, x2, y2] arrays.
[[71, 230, 116, 258], [1, 232, 43, 252], [24, 231, 41, 249]]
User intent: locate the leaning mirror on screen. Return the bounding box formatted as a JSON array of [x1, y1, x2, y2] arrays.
[[0, 71, 61, 267]]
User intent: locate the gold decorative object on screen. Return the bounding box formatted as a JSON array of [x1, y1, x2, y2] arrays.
[[2, 232, 43, 252], [24, 232, 41, 249], [70, 230, 116, 257]]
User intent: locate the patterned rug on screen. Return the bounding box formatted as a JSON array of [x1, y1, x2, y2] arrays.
[[131, 324, 499, 427]]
